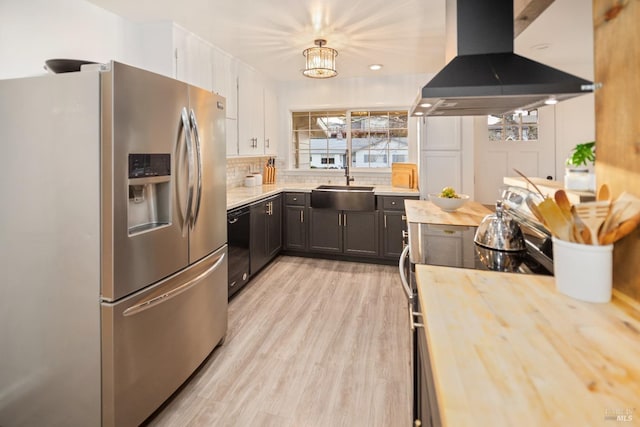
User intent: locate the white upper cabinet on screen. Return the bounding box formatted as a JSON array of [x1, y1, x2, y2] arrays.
[[172, 24, 213, 91], [423, 117, 462, 150], [263, 85, 278, 156], [237, 63, 265, 156], [212, 48, 238, 120], [131, 21, 277, 158]]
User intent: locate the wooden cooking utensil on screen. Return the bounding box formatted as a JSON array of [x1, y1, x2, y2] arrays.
[[554, 189, 573, 221], [536, 198, 574, 241], [574, 201, 610, 245], [600, 212, 640, 245], [569, 205, 588, 244], [597, 183, 611, 202]]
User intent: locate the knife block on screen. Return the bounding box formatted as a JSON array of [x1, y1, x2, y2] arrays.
[[263, 165, 276, 184]]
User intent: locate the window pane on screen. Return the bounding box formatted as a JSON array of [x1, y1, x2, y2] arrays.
[[488, 128, 503, 141], [369, 111, 389, 130], [351, 111, 369, 131], [389, 111, 408, 129], [522, 126, 538, 140], [292, 112, 310, 130], [390, 129, 408, 138], [505, 126, 519, 140]]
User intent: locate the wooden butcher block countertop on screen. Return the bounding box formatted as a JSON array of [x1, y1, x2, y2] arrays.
[[415, 265, 640, 427], [404, 199, 492, 226]]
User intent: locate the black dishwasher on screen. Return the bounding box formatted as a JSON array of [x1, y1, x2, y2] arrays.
[[227, 206, 250, 298]]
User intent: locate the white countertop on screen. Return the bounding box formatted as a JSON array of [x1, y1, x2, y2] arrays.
[[227, 184, 419, 210]]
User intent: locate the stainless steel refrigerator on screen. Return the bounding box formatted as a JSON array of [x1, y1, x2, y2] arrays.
[[0, 61, 228, 427]]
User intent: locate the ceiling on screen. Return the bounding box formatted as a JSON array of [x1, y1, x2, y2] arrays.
[[86, 0, 592, 83]]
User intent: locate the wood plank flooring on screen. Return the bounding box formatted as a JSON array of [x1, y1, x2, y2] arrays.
[[145, 256, 412, 427]]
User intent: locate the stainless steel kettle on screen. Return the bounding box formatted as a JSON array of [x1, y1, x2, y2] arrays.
[[474, 200, 526, 251]]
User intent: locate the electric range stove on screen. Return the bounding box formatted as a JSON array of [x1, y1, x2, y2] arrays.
[[407, 222, 553, 275]]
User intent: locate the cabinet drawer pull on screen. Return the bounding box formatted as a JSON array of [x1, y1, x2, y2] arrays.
[[300, 210, 304, 223], [343, 213, 347, 227], [410, 305, 424, 331], [384, 214, 387, 228]]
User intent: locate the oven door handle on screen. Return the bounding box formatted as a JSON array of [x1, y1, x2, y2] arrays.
[[399, 244, 413, 301]]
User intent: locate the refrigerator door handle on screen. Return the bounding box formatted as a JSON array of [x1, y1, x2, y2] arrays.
[[189, 108, 203, 228], [180, 107, 195, 235], [122, 252, 226, 317]]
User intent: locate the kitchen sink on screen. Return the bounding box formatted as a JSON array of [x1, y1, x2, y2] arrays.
[[311, 185, 375, 211]]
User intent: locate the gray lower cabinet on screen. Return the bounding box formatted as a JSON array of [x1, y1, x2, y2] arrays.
[[379, 195, 418, 260], [284, 192, 308, 251], [344, 211, 379, 256], [309, 208, 343, 253], [309, 208, 379, 256], [250, 194, 282, 273], [382, 211, 407, 258], [282, 192, 418, 261]]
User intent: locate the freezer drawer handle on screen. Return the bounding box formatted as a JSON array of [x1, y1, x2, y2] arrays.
[[122, 252, 226, 317]]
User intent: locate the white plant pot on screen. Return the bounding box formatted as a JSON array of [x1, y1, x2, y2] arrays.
[[564, 168, 595, 192]]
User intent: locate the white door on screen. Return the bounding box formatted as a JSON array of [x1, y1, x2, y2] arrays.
[[474, 106, 556, 204]]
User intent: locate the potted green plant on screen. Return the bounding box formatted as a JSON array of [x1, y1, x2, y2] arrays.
[[564, 141, 596, 191]]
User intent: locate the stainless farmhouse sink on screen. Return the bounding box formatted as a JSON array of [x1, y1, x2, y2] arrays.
[[311, 185, 375, 211]]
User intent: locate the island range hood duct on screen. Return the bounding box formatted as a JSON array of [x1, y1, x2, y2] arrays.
[[411, 0, 594, 117]]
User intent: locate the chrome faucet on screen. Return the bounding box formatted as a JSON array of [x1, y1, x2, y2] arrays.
[[345, 150, 354, 186]]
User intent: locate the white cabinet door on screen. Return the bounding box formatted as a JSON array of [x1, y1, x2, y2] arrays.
[[212, 49, 237, 120], [420, 151, 462, 196], [226, 118, 238, 157], [237, 64, 265, 155], [423, 117, 461, 150], [173, 25, 213, 91], [263, 84, 278, 156], [474, 107, 556, 204]]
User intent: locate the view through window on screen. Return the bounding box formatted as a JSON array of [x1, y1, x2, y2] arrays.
[[291, 110, 408, 169], [487, 110, 538, 141]]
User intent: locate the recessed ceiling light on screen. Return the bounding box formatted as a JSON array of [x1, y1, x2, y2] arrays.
[[544, 97, 558, 105], [414, 112, 424, 116], [420, 103, 432, 108], [369, 64, 383, 71]]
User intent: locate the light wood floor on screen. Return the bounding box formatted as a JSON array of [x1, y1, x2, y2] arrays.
[[146, 256, 412, 427]]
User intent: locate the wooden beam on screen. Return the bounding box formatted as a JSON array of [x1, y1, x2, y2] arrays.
[[514, 0, 555, 36]]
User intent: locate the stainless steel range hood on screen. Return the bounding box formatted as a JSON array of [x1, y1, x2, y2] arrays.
[[411, 0, 593, 117]]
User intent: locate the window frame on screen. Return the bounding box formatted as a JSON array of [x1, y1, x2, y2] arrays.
[[290, 109, 410, 171]]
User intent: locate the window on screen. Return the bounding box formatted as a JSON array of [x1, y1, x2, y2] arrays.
[[488, 110, 538, 141], [291, 110, 408, 169], [320, 157, 335, 165]]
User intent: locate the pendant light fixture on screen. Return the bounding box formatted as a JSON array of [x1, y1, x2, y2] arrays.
[[302, 39, 338, 79]]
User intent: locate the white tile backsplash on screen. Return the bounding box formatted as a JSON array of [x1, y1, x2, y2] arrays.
[[226, 157, 271, 189], [227, 157, 392, 188]]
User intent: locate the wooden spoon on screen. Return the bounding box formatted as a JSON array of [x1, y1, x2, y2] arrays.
[[554, 189, 573, 221], [537, 197, 574, 241], [597, 183, 611, 202]]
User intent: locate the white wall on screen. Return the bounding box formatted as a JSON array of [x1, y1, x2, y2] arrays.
[[276, 73, 429, 169], [0, 0, 142, 79]]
